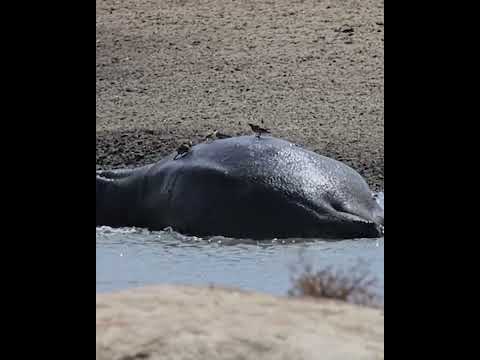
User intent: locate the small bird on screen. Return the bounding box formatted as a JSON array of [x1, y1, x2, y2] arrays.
[[217, 133, 232, 140], [204, 130, 232, 142], [215, 132, 231, 140], [174, 141, 193, 160], [204, 130, 218, 141], [248, 123, 270, 138]]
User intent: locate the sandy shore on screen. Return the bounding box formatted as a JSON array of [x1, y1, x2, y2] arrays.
[[96, 285, 384, 360], [96, 0, 384, 190]]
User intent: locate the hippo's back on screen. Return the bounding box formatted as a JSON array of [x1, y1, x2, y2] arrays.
[[138, 136, 382, 239], [180, 136, 373, 205]]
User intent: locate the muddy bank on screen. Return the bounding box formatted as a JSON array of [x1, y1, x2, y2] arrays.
[[96, 285, 384, 360], [96, 0, 384, 190]]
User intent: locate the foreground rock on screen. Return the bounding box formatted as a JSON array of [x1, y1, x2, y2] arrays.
[[96, 285, 384, 360]]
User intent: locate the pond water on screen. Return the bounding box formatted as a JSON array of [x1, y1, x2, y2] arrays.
[[96, 193, 384, 298]]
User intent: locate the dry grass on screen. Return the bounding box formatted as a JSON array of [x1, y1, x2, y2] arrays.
[[288, 260, 381, 308]]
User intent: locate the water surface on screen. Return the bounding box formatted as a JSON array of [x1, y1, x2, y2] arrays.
[[96, 193, 384, 298]]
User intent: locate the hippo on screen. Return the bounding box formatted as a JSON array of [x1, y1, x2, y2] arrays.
[[96, 136, 384, 240]]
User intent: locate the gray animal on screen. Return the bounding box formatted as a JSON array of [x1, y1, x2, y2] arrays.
[[96, 136, 384, 240]]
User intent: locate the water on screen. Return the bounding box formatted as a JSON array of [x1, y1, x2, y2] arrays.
[[96, 192, 384, 298]]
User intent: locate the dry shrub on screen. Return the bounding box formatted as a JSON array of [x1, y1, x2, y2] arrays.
[[288, 260, 381, 307]]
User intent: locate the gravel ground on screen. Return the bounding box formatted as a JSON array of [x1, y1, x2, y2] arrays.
[[96, 0, 384, 190]]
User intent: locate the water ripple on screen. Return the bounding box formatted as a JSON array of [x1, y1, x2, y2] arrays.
[[96, 193, 384, 297]]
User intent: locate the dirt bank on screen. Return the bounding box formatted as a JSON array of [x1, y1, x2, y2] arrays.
[[96, 285, 384, 360], [96, 0, 384, 190]]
